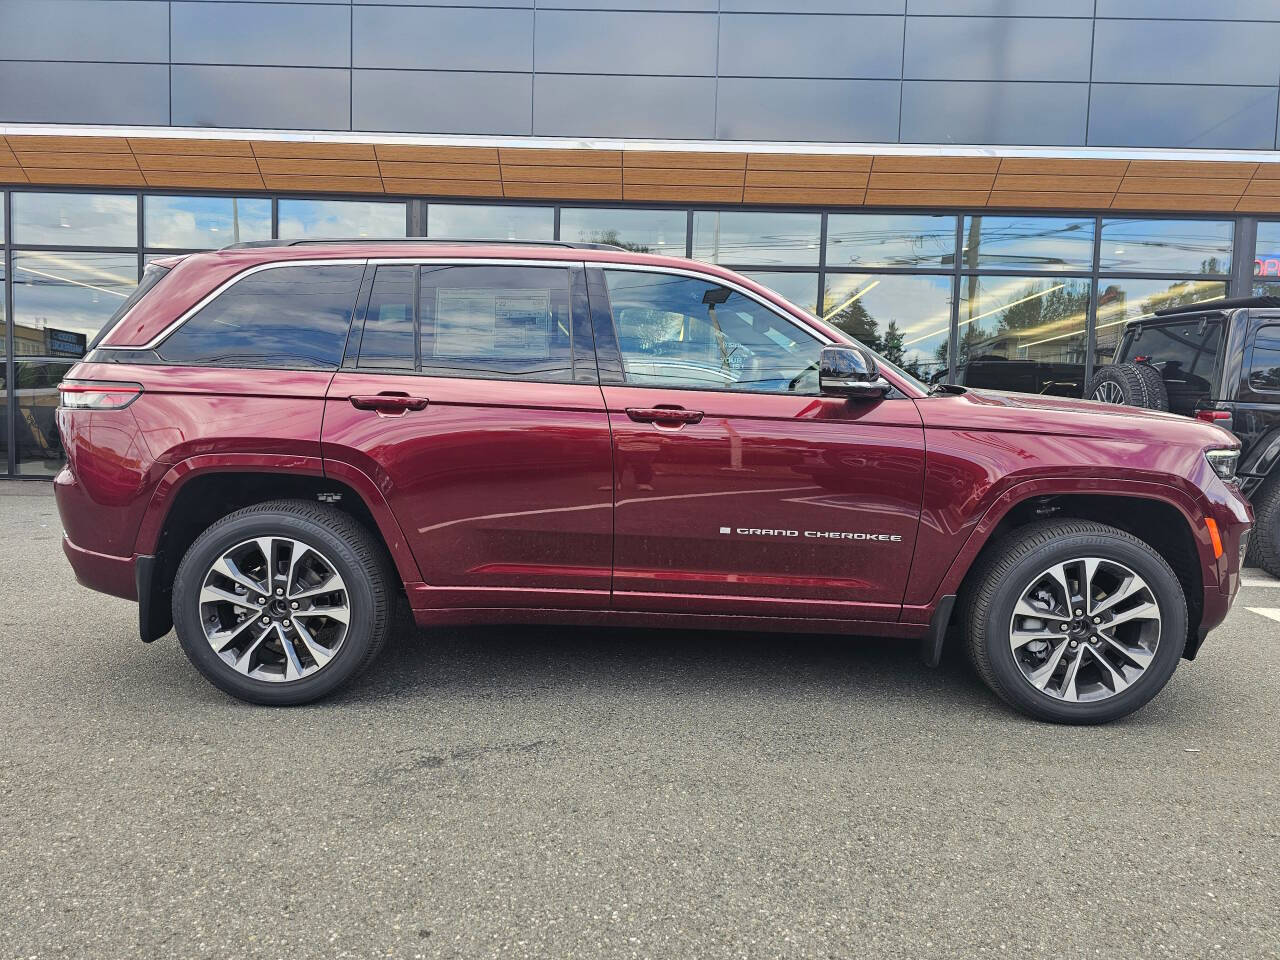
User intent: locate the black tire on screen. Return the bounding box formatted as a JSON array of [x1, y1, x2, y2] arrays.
[[1246, 475, 1280, 578], [1087, 362, 1169, 411], [172, 499, 393, 705], [964, 519, 1187, 724]]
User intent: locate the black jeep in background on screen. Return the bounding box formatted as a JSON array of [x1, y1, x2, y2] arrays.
[[1088, 297, 1280, 575]]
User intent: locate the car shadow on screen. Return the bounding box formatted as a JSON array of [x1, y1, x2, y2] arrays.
[[337, 621, 995, 714]]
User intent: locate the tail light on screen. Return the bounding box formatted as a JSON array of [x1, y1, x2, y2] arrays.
[[58, 380, 143, 410], [1196, 409, 1233, 428]]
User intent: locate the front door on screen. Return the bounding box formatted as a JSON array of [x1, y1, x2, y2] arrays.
[[592, 266, 925, 621], [322, 260, 614, 610]]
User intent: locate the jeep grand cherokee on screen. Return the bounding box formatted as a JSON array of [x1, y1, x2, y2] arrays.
[[53, 240, 1253, 723]]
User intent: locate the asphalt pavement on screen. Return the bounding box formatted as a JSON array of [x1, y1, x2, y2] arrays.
[[1, 480, 1277, 959]]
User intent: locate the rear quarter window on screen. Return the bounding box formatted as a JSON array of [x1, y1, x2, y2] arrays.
[[1249, 325, 1280, 392], [156, 264, 364, 369]]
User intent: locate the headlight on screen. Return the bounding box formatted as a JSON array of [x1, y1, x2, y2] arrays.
[[1205, 448, 1240, 483]]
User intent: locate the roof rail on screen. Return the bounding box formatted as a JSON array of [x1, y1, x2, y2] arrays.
[[222, 237, 627, 252], [1154, 295, 1280, 316]]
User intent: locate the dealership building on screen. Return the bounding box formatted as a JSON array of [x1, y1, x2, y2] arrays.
[[4, 0, 1280, 477]]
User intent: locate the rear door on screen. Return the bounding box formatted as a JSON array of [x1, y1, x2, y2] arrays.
[[590, 265, 925, 621], [322, 260, 614, 609]]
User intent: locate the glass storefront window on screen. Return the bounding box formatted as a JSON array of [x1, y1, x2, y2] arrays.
[[428, 204, 554, 241], [961, 216, 1095, 272], [826, 214, 957, 269], [956, 277, 1091, 397], [1254, 221, 1280, 296], [11, 251, 138, 354], [822, 273, 953, 384], [0, 365, 8, 470], [742, 272, 819, 315], [144, 195, 271, 249], [12, 192, 136, 247], [559, 208, 685, 254], [14, 359, 74, 476], [1098, 219, 1232, 275], [277, 199, 407, 239], [0, 260, 5, 358], [1094, 277, 1228, 367], [692, 211, 820, 266]]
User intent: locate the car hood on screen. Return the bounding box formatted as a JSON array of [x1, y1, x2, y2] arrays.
[[917, 388, 1238, 446]]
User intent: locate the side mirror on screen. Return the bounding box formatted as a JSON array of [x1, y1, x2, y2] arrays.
[[819, 345, 892, 399]]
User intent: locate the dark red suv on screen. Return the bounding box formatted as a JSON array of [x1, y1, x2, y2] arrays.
[[54, 240, 1252, 723]]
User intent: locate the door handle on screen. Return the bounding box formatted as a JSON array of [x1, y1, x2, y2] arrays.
[[350, 393, 429, 416], [626, 406, 704, 426]]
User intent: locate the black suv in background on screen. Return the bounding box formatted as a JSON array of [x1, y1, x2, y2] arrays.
[[1088, 297, 1280, 575]]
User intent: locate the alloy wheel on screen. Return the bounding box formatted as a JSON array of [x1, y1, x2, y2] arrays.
[[1008, 557, 1161, 703], [198, 536, 350, 682]]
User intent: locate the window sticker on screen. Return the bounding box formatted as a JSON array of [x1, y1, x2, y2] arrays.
[[433, 287, 552, 359]]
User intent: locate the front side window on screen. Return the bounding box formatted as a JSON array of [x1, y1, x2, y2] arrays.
[[157, 264, 364, 369], [604, 269, 822, 394]]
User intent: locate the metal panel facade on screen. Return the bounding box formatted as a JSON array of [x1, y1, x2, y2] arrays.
[[2, 2, 1280, 148]]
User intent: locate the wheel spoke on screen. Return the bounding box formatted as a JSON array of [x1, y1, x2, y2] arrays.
[[1045, 563, 1075, 611], [275, 624, 305, 681], [289, 574, 340, 601], [1091, 575, 1146, 617], [284, 539, 313, 598], [1027, 640, 1070, 690], [200, 584, 257, 609], [212, 556, 266, 596], [1059, 648, 1084, 702], [208, 614, 261, 652], [293, 604, 348, 626], [1102, 635, 1155, 669], [255, 538, 281, 589], [1013, 597, 1070, 622], [292, 619, 334, 669], [230, 625, 272, 675], [1089, 646, 1131, 694], [1102, 599, 1159, 629]]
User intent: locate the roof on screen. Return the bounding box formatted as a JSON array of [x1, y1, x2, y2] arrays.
[[1153, 296, 1280, 317], [224, 238, 627, 252]]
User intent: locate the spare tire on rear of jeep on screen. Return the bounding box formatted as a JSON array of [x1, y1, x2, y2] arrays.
[[1087, 362, 1169, 411]]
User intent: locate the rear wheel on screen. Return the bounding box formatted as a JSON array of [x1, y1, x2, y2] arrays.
[[172, 500, 393, 705], [1088, 362, 1169, 411], [965, 520, 1187, 724]]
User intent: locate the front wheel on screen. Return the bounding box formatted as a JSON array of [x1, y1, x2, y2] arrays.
[[172, 500, 393, 705], [964, 520, 1187, 724]]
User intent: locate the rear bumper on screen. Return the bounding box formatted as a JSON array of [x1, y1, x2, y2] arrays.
[[62, 536, 138, 601]]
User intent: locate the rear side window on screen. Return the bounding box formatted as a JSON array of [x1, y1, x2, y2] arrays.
[[1123, 319, 1223, 381], [89, 261, 170, 350], [157, 264, 364, 369], [353, 264, 575, 382], [1250, 325, 1280, 392]]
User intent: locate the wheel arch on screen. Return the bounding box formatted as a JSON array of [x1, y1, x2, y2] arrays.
[[135, 455, 419, 640], [929, 481, 1209, 660]]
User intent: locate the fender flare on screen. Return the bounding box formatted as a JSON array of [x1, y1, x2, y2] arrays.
[[134, 453, 422, 586], [1240, 426, 1280, 483], [916, 476, 1213, 615]]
